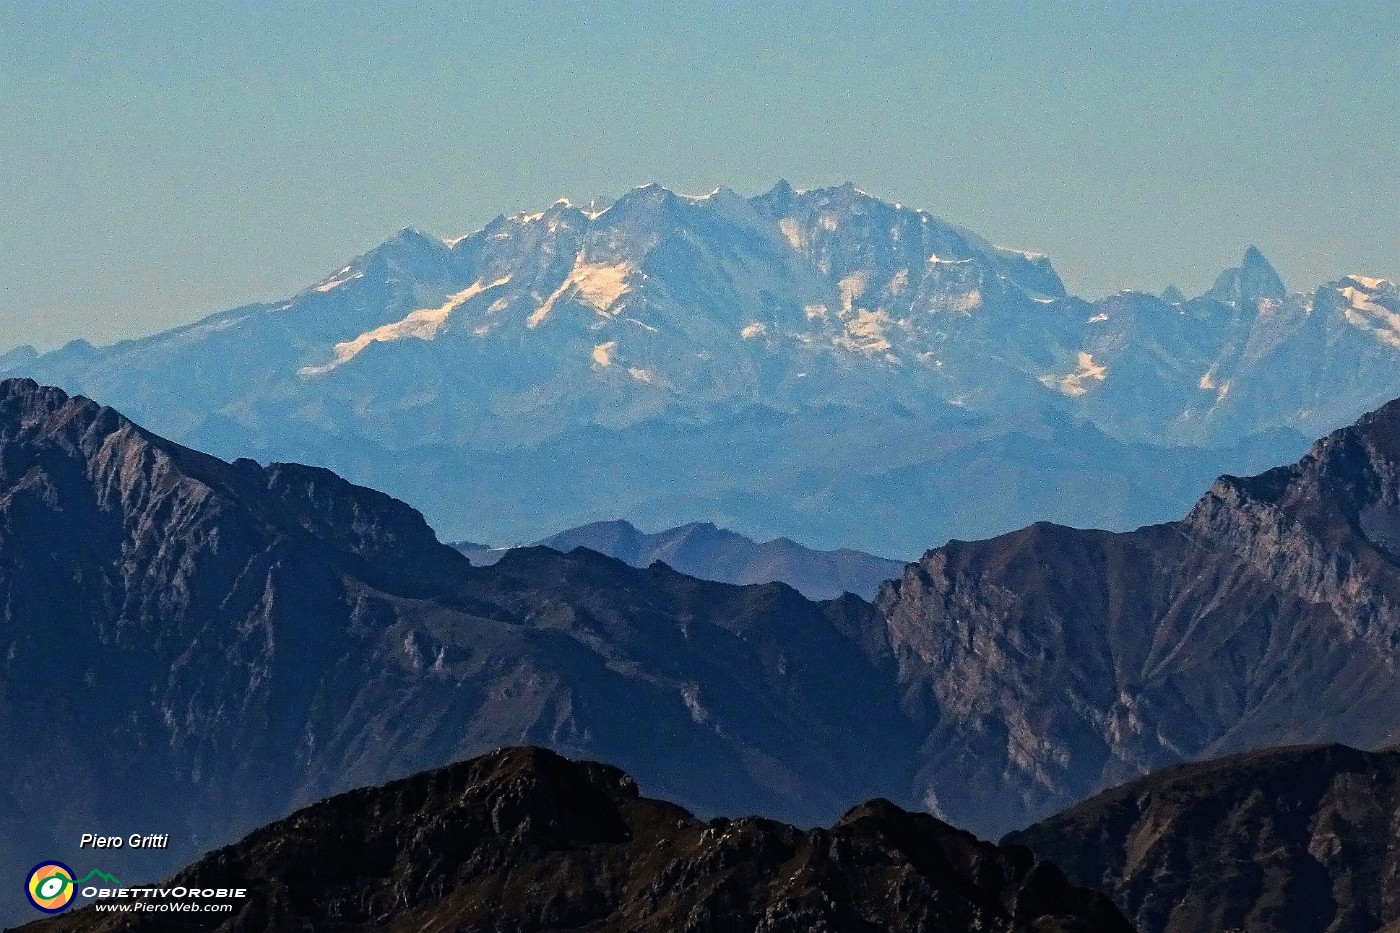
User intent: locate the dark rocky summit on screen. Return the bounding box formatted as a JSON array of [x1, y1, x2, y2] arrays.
[[25, 747, 1132, 933], [1005, 744, 1400, 933]]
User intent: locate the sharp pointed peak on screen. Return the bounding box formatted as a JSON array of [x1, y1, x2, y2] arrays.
[[1203, 245, 1287, 305], [356, 226, 450, 260], [753, 179, 803, 212]]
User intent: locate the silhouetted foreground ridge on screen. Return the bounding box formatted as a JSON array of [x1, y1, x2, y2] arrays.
[[28, 747, 1132, 933]]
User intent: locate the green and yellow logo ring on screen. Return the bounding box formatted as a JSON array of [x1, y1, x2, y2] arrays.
[[26, 862, 76, 913]]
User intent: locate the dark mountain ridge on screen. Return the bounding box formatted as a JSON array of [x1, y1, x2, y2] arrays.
[[24, 747, 1132, 933], [1005, 743, 1400, 933], [874, 393, 1400, 836]]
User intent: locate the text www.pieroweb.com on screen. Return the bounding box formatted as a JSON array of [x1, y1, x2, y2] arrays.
[[93, 901, 236, 914]]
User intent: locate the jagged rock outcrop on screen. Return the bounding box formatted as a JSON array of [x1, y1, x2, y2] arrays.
[[1005, 744, 1400, 933], [26, 747, 1133, 933]]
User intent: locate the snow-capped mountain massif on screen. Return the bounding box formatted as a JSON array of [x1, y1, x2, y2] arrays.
[[4, 181, 1396, 554]]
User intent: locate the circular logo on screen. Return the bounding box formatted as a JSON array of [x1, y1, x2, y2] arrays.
[[26, 862, 76, 913]]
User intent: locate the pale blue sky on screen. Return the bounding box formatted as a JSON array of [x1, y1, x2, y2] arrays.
[[2, 1, 1396, 349]]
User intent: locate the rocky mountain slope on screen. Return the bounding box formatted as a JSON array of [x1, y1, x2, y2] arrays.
[[876, 392, 1400, 837], [455, 518, 907, 599], [25, 747, 1132, 933], [9, 182, 1393, 554], [1005, 744, 1400, 933], [0, 377, 916, 921]]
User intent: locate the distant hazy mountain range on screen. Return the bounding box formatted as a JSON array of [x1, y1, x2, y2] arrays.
[[4, 182, 1395, 554], [454, 518, 906, 600], [30, 748, 1131, 933]]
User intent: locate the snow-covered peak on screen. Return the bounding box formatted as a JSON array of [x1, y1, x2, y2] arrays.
[[324, 183, 1068, 315], [749, 183, 1064, 299], [1309, 273, 1400, 347], [1341, 273, 1396, 293], [274, 183, 1090, 394], [1318, 274, 1398, 313]]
